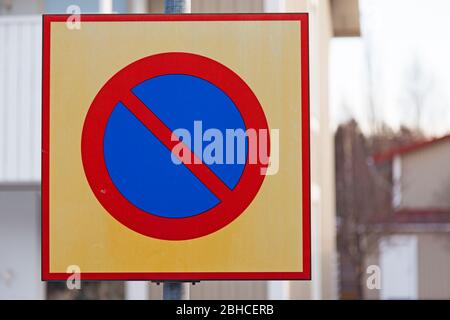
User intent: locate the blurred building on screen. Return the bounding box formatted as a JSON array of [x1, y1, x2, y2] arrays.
[[0, 0, 359, 300], [366, 135, 450, 299]]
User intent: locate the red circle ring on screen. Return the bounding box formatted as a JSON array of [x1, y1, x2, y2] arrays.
[[81, 52, 270, 240]]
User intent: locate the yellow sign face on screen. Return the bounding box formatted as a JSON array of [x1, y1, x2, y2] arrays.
[[42, 14, 310, 280]]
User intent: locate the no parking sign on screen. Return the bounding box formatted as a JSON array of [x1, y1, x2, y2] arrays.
[[42, 14, 310, 280]]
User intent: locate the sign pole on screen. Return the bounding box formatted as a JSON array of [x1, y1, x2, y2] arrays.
[[162, 0, 192, 301], [165, 0, 191, 14], [162, 281, 190, 300]]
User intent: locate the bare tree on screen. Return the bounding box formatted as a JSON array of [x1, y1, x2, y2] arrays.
[[362, 25, 379, 133], [403, 57, 434, 130]]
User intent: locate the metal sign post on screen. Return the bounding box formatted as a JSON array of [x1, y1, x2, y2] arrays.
[[162, 281, 190, 300], [165, 0, 191, 14], [162, 0, 192, 300]]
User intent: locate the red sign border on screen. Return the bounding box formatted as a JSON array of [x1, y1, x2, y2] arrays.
[[42, 13, 311, 281]]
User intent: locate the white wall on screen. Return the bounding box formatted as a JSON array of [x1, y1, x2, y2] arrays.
[[0, 16, 41, 183], [0, 189, 44, 299], [401, 139, 450, 208], [380, 235, 418, 300]]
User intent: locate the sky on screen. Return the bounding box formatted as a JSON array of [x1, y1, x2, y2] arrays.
[[330, 0, 450, 136]]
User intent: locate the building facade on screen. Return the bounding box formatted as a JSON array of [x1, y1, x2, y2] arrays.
[[366, 135, 450, 299]]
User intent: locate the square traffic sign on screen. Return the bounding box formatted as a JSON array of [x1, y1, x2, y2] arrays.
[[42, 14, 310, 280]]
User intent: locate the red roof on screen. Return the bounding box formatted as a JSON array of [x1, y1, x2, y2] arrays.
[[372, 134, 450, 164], [394, 208, 450, 224], [370, 208, 450, 224]]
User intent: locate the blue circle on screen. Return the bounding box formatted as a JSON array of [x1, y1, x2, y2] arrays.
[[103, 75, 247, 218]]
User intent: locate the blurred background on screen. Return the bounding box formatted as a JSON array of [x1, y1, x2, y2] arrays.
[[1, 0, 449, 300]]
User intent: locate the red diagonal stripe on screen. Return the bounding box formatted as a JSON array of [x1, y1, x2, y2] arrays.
[[120, 91, 232, 201]]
